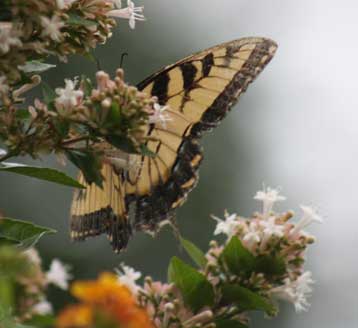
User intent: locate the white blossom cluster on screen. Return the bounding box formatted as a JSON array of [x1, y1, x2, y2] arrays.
[[210, 186, 322, 313]]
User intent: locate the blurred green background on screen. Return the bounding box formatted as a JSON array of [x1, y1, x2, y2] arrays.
[[1, 0, 357, 327]]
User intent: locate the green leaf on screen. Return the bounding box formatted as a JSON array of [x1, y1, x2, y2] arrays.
[[0, 247, 33, 278], [168, 257, 214, 313], [15, 324, 35, 328], [215, 319, 248, 328], [19, 61, 56, 74], [67, 14, 97, 27], [41, 81, 56, 106], [254, 255, 286, 276], [180, 237, 207, 268], [0, 276, 14, 309], [0, 218, 56, 249], [0, 237, 18, 247], [15, 109, 31, 120], [66, 150, 103, 187], [105, 135, 138, 154], [25, 314, 56, 327], [0, 163, 85, 189], [108, 101, 121, 123], [221, 284, 277, 316], [221, 237, 255, 276]]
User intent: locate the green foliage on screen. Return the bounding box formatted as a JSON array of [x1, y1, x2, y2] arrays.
[[0, 218, 56, 249], [168, 257, 215, 313], [254, 255, 286, 277], [0, 163, 85, 189], [105, 135, 138, 154], [25, 314, 56, 327], [15, 109, 31, 120], [180, 237, 207, 268], [0, 246, 34, 313], [220, 237, 287, 278], [221, 237, 256, 275], [66, 149, 103, 187], [0, 247, 32, 277], [0, 304, 34, 328], [221, 283, 277, 316]]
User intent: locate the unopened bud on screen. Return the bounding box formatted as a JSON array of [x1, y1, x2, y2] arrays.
[[101, 97, 112, 108], [164, 302, 175, 312]]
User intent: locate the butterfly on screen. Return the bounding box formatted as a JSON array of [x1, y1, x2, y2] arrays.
[[70, 37, 277, 252]]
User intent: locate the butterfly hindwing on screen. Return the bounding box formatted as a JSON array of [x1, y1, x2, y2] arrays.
[[71, 164, 132, 251], [70, 37, 277, 252]]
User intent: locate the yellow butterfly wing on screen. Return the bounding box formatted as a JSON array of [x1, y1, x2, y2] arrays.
[[70, 37, 277, 252]]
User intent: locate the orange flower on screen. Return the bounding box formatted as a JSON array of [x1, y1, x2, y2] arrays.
[[56, 273, 154, 328], [57, 304, 92, 328]]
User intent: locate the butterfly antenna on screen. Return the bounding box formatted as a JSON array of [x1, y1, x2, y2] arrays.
[[120, 52, 129, 69]]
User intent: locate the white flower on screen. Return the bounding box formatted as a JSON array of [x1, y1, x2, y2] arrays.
[[260, 216, 284, 238], [212, 213, 239, 239], [23, 248, 42, 265], [40, 15, 65, 42], [290, 205, 323, 236], [149, 104, 172, 127], [56, 0, 77, 9], [108, 0, 145, 29], [0, 24, 22, 54], [254, 186, 286, 219], [116, 263, 142, 295], [269, 271, 314, 312], [242, 221, 261, 251], [32, 300, 53, 315], [55, 79, 83, 109], [0, 75, 9, 95], [46, 259, 72, 290]]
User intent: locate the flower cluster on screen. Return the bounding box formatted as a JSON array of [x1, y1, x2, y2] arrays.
[[0, 69, 167, 186], [53, 187, 320, 328], [207, 187, 322, 313], [0, 0, 144, 89], [0, 246, 71, 322], [57, 272, 154, 328]]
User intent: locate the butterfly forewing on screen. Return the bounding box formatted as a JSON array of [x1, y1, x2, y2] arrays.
[[70, 37, 277, 252]]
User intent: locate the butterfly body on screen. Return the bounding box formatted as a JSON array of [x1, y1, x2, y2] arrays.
[[70, 37, 277, 252]]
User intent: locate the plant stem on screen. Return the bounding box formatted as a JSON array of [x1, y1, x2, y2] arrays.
[[61, 136, 90, 146]]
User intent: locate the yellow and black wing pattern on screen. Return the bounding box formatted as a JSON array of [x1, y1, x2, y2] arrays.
[[71, 37, 277, 252]]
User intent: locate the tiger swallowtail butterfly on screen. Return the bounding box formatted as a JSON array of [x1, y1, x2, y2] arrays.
[[70, 37, 277, 252]]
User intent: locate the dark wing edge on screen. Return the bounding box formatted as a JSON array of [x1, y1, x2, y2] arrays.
[[133, 38, 278, 231]]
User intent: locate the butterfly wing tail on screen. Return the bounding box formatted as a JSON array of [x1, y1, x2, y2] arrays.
[[70, 164, 132, 252]]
